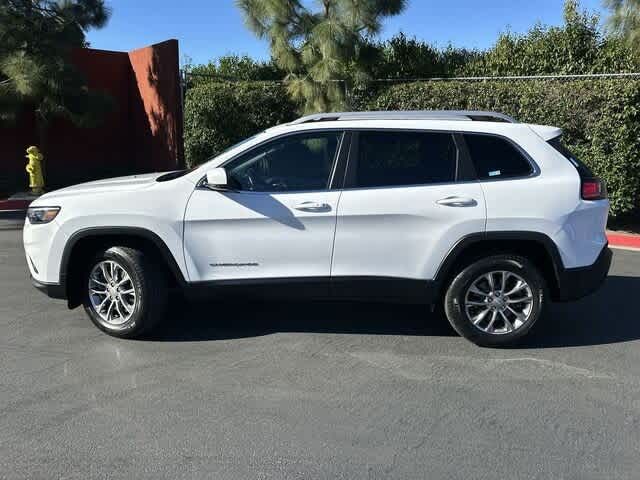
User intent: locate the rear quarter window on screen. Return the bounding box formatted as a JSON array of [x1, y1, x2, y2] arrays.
[[547, 137, 594, 178], [464, 134, 533, 180]]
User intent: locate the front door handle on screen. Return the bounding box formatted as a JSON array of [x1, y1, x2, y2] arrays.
[[294, 201, 331, 212], [436, 196, 478, 207]]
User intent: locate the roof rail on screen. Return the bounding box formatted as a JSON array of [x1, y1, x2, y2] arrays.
[[290, 110, 517, 125]]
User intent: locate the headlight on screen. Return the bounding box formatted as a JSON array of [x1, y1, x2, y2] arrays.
[[26, 207, 60, 224]]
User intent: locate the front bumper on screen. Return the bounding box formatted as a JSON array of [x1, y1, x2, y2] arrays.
[[31, 276, 66, 300], [556, 245, 612, 302]]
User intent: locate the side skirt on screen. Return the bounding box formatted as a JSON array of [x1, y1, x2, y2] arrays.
[[184, 276, 437, 304]]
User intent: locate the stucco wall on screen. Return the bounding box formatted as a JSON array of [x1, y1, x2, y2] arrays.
[[1, 39, 183, 195]]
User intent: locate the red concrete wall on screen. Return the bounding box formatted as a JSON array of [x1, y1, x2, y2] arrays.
[[129, 40, 184, 173], [0, 39, 183, 195]]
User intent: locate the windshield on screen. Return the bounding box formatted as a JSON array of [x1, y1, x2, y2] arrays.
[[206, 132, 264, 163], [156, 133, 266, 183]]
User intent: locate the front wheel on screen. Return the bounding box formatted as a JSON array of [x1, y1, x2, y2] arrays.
[[444, 255, 547, 347], [82, 246, 167, 338]]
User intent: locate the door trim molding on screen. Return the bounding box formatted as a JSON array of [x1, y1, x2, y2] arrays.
[[185, 276, 436, 304]]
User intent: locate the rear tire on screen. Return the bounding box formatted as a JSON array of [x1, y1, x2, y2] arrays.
[[444, 254, 547, 347], [82, 246, 167, 338]]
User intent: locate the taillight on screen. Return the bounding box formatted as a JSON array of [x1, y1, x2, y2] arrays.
[[581, 178, 607, 200]]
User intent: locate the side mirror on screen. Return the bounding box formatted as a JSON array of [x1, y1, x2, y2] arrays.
[[204, 167, 230, 191]]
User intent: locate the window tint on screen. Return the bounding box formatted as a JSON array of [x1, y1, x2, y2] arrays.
[[464, 134, 533, 180], [226, 132, 342, 192], [548, 137, 593, 178], [354, 131, 457, 188]]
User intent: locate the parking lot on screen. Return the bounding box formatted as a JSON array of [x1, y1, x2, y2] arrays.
[[2, 221, 640, 479]]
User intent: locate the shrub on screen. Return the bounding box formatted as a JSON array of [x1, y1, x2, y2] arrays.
[[365, 79, 640, 217], [184, 81, 297, 167], [359, 1, 637, 81], [184, 77, 640, 217], [461, 1, 637, 76], [185, 55, 285, 87]]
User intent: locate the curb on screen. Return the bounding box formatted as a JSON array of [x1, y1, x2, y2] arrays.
[[607, 231, 640, 251], [0, 199, 32, 212], [0, 198, 33, 221]]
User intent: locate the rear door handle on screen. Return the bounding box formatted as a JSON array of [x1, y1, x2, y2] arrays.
[[294, 201, 331, 212], [436, 196, 478, 207]]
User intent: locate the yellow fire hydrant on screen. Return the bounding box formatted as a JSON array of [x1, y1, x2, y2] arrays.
[[25, 146, 45, 195]]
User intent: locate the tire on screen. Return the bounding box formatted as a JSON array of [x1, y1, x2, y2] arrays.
[[82, 246, 167, 338], [444, 254, 547, 347]]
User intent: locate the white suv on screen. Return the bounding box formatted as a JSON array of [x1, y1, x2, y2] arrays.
[[24, 111, 611, 346]]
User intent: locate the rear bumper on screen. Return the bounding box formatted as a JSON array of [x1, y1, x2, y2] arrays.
[[556, 245, 612, 302], [31, 277, 66, 300]]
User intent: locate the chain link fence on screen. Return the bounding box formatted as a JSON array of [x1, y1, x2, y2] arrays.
[[180, 70, 640, 115]]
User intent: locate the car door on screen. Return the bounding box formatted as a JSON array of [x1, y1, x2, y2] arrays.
[[331, 129, 486, 300], [184, 130, 347, 287]]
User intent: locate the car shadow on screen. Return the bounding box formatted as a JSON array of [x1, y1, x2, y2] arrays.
[[150, 300, 457, 342], [223, 191, 306, 230], [149, 275, 640, 348], [517, 275, 640, 349]]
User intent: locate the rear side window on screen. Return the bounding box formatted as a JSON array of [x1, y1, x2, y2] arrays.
[[353, 131, 457, 188], [548, 137, 594, 178], [464, 134, 533, 180]]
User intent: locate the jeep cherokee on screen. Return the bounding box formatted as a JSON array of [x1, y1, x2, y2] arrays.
[[24, 110, 612, 346]]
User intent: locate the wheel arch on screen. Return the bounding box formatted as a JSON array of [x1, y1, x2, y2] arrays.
[[61, 227, 187, 308], [434, 232, 564, 301]]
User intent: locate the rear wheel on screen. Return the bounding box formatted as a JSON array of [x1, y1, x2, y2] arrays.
[[82, 246, 167, 338], [444, 255, 547, 347]]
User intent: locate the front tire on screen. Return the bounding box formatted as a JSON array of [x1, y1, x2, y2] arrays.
[[444, 255, 547, 347], [82, 246, 167, 338]]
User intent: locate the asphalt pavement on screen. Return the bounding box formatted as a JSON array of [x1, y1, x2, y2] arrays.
[[1, 221, 640, 479]]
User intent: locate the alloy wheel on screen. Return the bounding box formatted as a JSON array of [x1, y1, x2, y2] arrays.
[[88, 260, 138, 326], [464, 270, 534, 335]]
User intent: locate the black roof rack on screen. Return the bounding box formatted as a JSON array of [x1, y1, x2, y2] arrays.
[[290, 110, 517, 125]]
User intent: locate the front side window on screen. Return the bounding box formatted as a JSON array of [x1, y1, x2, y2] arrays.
[[353, 131, 457, 188], [226, 132, 342, 192], [464, 134, 533, 180]]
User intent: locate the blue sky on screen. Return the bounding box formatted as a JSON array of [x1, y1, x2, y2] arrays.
[[86, 0, 606, 65]]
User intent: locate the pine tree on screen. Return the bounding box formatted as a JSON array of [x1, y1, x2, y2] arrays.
[[0, 1, 112, 153], [606, 0, 640, 54], [236, 0, 406, 113]]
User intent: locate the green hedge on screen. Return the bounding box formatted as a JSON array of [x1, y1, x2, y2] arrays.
[[184, 81, 297, 167], [362, 79, 640, 217], [183, 78, 640, 217]]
